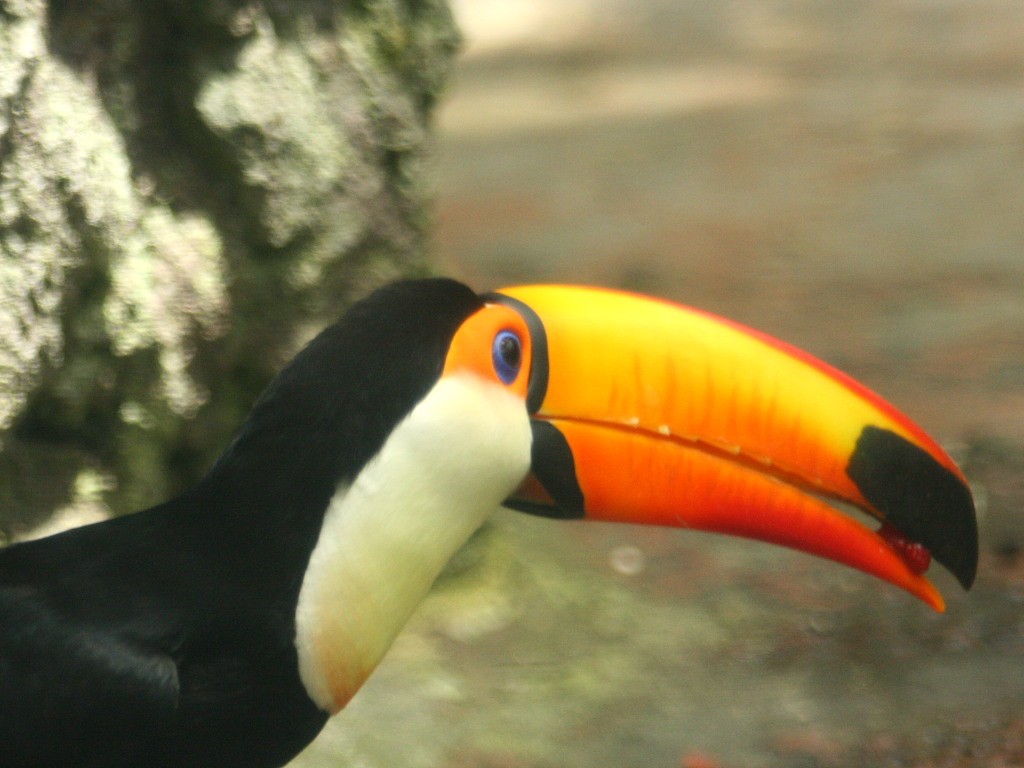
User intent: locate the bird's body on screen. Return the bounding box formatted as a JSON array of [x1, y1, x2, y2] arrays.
[[0, 495, 325, 767], [0, 278, 977, 767], [1, 279, 487, 767]]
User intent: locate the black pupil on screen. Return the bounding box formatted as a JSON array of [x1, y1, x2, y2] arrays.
[[499, 335, 521, 370]]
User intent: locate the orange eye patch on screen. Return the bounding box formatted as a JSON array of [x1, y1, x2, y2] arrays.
[[442, 304, 532, 400]]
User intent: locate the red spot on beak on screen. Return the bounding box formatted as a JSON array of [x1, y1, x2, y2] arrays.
[[878, 523, 932, 575]]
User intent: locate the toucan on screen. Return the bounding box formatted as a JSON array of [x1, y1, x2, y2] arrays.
[[0, 278, 977, 767]]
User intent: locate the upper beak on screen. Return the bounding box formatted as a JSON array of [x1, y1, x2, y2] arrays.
[[490, 285, 978, 612]]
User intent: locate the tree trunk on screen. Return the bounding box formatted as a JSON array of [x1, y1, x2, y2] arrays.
[[0, 0, 459, 535]]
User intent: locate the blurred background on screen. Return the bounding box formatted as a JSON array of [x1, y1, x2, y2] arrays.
[[0, 1, 1021, 766], [298, 2, 1024, 767]]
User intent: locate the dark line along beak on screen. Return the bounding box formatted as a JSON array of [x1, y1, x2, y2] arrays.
[[492, 285, 978, 612]]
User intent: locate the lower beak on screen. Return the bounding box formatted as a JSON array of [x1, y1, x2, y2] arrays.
[[491, 286, 977, 612]]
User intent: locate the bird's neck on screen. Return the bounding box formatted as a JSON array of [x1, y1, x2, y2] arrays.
[[292, 374, 531, 713]]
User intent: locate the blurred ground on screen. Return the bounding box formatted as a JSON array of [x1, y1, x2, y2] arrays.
[[294, 2, 1024, 766]]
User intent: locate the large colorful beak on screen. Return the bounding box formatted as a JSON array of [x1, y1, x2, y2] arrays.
[[490, 286, 977, 612]]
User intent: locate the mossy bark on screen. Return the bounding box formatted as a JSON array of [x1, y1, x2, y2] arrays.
[[0, 0, 459, 535]]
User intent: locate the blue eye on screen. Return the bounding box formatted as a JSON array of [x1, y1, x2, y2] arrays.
[[492, 330, 522, 385]]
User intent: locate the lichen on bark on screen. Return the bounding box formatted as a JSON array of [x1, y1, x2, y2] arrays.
[[0, 0, 460, 533]]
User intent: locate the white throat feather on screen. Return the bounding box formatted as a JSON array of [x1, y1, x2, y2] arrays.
[[294, 373, 531, 712]]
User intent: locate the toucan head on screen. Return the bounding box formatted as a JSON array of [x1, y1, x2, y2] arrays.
[[285, 277, 977, 713], [435, 280, 977, 611]]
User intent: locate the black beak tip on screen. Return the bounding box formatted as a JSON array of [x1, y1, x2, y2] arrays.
[[848, 426, 978, 591]]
